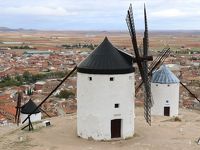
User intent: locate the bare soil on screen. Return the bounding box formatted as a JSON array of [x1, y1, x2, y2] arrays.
[[0, 107, 200, 150]]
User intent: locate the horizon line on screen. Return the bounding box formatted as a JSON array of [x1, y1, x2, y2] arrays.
[[1, 27, 200, 33]]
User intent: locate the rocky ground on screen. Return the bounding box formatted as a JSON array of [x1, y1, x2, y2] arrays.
[[0, 107, 200, 150]]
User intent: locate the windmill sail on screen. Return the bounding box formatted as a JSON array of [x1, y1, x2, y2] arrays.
[[126, 4, 138, 53], [180, 82, 200, 102], [126, 4, 153, 125], [142, 4, 152, 125], [143, 4, 148, 57], [135, 47, 171, 94], [149, 47, 170, 72], [22, 66, 77, 129]]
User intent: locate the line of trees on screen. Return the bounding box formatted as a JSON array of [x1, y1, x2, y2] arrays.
[[56, 89, 75, 99], [9, 45, 34, 49], [62, 43, 98, 50], [0, 70, 68, 88]]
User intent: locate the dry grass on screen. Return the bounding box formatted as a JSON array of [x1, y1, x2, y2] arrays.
[[0, 31, 199, 51]]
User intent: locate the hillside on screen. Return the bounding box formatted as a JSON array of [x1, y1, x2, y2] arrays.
[[0, 107, 200, 150]]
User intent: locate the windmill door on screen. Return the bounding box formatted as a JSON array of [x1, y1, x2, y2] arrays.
[[111, 119, 121, 138], [164, 107, 170, 116]]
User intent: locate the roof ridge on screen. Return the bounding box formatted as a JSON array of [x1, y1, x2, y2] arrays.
[[21, 99, 41, 114], [77, 37, 134, 74], [151, 65, 179, 84]]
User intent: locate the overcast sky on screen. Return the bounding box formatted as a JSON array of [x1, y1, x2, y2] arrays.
[[0, 0, 199, 30]]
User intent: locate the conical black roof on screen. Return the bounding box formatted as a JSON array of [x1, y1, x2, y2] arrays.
[[21, 99, 41, 114], [77, 37, 134, 74]]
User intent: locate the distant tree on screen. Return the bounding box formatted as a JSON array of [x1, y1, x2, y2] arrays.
[[23, 71, 32, 81], [56, 90, 75, 99], [15, 74, 23, 84], [0, 70, 70, 88], [0, 75, 21, 88], [4, 75, 11, 81], [88, 44, 94, 50]]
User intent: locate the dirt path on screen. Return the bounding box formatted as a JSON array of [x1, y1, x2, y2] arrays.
[[0, 108, 200, 150]]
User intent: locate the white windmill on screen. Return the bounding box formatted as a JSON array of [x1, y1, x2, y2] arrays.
[[21, 4, 154, 139], [151, 65, 180, 116], [77, 37, 135, 140]]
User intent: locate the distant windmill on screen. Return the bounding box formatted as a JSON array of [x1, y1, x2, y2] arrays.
[[151, 65, 180, 116], [127, 4, 200, 118], [20, 98, 51, 131], [21, 99, 42, 131], [135, 47, 171, 95], [14, 89, 51, 130]]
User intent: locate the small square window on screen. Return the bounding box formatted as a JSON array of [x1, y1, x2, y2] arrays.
[[110, 77, 114, 81], [166, 100, 169, 103], [115, 103, 119, 108], [89, 77, 92, 81]]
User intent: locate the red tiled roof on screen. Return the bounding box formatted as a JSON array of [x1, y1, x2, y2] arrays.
[[0, 114, 5, 120], [0, 94, 10, 100], [0, 104, 16, 116]]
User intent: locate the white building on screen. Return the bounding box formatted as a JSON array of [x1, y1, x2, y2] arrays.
[[151, 65, 180, 117], [20, 99, 42, 124], [77, 37, 135, 140]]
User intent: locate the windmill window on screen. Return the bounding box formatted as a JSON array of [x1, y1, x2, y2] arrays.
[[115, 103, 119, 108], [88, 77, 92, 81], [110, 77, 114, 81], [167, 84, 170, 87], [156, 84, 158, 86], [166, 100, 169, 103]]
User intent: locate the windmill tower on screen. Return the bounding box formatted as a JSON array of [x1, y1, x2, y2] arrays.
[[20, 99, 42, 124], [21, 4, 154, 136], [151, 65, 180, 116], [77, 37, 135, 140], [76, 4, 153, 140]]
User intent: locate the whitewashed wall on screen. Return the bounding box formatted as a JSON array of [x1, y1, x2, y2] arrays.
[[151, 83, 179, 117], [20, 112, 42, 124], [77, 72, 135, 140]]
